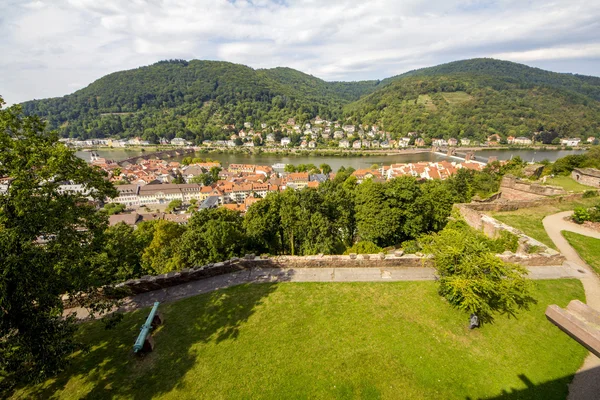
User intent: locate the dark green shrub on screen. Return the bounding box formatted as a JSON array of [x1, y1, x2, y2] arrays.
[[582, 190, 598, 198], [489, 230, 519, 253], [344, 241, 383, 255], [573, 207, 591, 224], [401, 239, 420, 254]]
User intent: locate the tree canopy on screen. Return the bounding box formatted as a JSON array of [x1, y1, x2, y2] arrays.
[[0, 97, 118, 383]]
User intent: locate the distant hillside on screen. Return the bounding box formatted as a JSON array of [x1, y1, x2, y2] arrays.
[[21, 60, 377, 141], [345, 72, 600, 139], [382, 58, 600, 101], [20, 58, 600, 143]]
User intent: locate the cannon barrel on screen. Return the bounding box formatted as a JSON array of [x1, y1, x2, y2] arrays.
[[133, 302, 160, 353]]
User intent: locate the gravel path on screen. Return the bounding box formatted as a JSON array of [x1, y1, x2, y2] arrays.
[[543, 210, 600, 400]]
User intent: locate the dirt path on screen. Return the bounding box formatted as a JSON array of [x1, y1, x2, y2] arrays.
[[542, 210, 600, 400]]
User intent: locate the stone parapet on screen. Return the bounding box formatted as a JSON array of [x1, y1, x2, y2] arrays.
[[455, 204, 565, 266]]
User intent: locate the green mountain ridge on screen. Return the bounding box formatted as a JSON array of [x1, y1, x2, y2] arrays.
[[18, 58, 600, 142]]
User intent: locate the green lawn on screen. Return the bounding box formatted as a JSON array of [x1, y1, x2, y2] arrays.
[[543, 176, 595, 192], [563, 231, 600, 275], [8, 281, 587, 400], [416, 94, 436, 110], [491, 197, 600, 249], [441, 91, 473, 105]]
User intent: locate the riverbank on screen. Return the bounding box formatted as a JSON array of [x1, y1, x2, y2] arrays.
[[76, 146, 587, 170]]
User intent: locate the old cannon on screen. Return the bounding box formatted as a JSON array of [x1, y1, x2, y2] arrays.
[[133, 302, 163, 353]]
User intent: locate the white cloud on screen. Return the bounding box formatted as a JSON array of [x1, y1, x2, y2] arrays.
[[493, 44, 600, 62], [0, 0, 599, 105]]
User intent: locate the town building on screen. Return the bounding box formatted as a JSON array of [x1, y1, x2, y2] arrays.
[[560, 138, 582, 146]]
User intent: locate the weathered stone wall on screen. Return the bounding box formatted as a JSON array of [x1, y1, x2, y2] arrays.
[[461, 193, 586, 213], [455, 204, 565, 266], [571, 170, 600, 187], [501, 175, 566, 196], [110, 253, 428, 297]]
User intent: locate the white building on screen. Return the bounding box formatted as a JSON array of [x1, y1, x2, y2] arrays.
[[339, 139, 350, 148], [171, 138, 188, 146], [560, 138, 582, 146], [513, 137, 533, 145]]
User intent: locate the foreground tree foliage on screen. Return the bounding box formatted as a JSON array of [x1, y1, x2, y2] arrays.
[[100, 165, 504, 280], [0, 98, 117, 384], [421, 219, 535, 324]]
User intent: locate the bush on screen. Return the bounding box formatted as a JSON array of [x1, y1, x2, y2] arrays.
[[527, 245, 542, 254], [420, 224, 535, 324], [573, 207, 591, 224], [488, 230, 519, 253], [344, 241, 383, 255], [583, 190, 598, 198], [401, 239, 420, 254]]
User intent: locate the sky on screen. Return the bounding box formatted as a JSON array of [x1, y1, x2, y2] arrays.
[[1, 0, 599, 105]]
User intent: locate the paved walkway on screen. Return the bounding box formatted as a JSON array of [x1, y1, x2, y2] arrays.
[[68, 264, 584, 320], [542, 211, 600, 400]]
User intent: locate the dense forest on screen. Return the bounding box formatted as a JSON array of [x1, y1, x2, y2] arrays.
[[345, 73, 600, 139], [19, 58, 600, 143]]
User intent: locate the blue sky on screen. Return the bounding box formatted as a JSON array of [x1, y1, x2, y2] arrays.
[[1, 0, 599, 105]]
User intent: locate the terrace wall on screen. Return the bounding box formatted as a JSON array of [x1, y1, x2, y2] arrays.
[[455, 204, 565, 266], [500, 175, 566, 196]]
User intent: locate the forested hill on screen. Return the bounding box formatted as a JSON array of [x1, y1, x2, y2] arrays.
[[20, 60, 379, 141], [382, 58, 600, 101], [345, 72, 600, 139], [19, 58, 600, 143]]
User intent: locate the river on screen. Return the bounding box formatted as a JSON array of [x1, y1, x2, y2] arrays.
[[76, 148, 586, 170]]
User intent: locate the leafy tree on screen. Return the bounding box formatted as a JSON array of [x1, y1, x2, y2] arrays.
[[170, 171, 185, 184], [320, 163, 332, 175], [244, 194, 284, 255], [209, 166, 221, 182], [92, 223, 145, 282], [101, 202, 126, 215], [284, 164, 297, 173], [421, 220, 535, 324], [140, 220, 186, 274], [0, 98, 117, 383], [191, 173, 213, 186], [354, 179, 400, 246], [166, 199, 182, 213], [178, 208, 247, 266]]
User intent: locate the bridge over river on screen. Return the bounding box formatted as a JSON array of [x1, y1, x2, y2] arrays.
[[432, 147, 491, 164], [116, 148, 195, 166]]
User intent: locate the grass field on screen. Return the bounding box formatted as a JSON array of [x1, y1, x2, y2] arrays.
[[416, 94, 436, 110], [563, 231, 600, 275], [8, 280, 587, 400], [543, 176, 594, 192], [491, 197, 599, 249], [441, 91, 473, 105]]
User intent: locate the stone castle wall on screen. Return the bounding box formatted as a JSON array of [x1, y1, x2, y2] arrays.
[[462, 192, 586, 213], [455, 204, 565, 266], [111, 253, 427, 297], [500, 175, 566, 196]]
